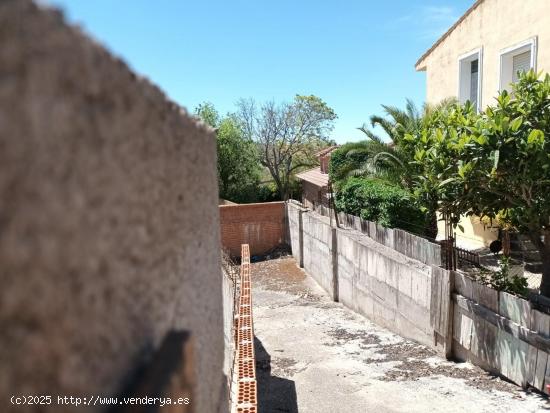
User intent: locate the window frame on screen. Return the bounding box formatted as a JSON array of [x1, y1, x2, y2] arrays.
[[457, 47, 483, 112], [498, 37, 537, 92]]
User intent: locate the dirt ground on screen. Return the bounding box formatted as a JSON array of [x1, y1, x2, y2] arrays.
[[251, 256, 549, 413]]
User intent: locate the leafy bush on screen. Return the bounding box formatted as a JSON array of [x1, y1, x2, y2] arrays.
[[256, 183, 280, 202], [334, 177, 425, 233], [474, 257, 528, 296], [253, 178, 302, 203]]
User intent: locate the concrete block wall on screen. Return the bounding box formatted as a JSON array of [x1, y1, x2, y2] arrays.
[[453, 272, 550, 393], [0, 1, 226, 412], [288, 203, 436, 347], [220, 202, 285, 257], [287, 201, 305, 266], [302, 212, 338, 300], [335, 211, 442, 266], [287, 203, 550, 391], [336, 229, 434, 347]]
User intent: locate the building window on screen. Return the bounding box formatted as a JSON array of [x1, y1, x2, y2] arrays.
[[499, 37, 537, 92], [458, 48, 482, 111]]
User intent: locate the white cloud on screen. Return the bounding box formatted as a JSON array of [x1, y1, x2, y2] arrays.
[[391, 5, 460, 41], [421, 6, 457, 23], [419, 6, 459, 39]]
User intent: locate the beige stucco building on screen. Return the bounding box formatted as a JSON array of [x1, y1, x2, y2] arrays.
[[416, 0, 550, 111], [416, 0, 550, 248]]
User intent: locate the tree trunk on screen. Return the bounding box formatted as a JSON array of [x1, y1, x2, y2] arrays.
[[425, 210, 438, 239], [424, 195, 439, 239], [277, 178, 288, 201], [540, 251, 550, 297], [270, 173, 284, 202], [502, 230, 511, 257], [221, 179, 229, 200], [529, 230, 550, 297]]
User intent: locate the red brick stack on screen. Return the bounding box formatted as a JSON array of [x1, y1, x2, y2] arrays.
[[235, 244, 257, 412]]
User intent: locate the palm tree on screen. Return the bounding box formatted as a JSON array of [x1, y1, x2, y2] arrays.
[[347, 98, 457, 238], [344, 99, 422, 188]]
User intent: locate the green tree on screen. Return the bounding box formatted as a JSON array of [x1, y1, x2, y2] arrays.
[[195, 103, 261, 203], [402, 101, 478, 240], [237, 95, 337, 200], [194, 102, 219, 128], [336, 99, 456, 237], [414, 72, 550, 296]]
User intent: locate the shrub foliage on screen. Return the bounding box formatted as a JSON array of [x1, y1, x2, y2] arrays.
[[334, 177, 425, 233]]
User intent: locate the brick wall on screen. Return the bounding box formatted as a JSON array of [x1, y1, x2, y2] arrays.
[[301, 181, 329, 209], [0, 2, 226, 412], [220, 202, 286, 257], [320, 154, 330, 173]]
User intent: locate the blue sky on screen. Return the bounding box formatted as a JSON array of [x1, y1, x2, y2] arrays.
[[50, 0, 473, 143]]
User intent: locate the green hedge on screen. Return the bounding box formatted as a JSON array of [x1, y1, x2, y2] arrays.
[[335, 177, 425, 234]]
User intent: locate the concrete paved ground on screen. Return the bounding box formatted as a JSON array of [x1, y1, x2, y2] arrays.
[[252, 256, 549, 413]]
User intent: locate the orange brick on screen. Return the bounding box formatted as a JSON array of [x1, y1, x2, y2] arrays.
[[220, 202, 285, 257]]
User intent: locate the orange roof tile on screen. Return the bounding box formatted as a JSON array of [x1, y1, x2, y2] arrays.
[[296, 167, 329, 188]]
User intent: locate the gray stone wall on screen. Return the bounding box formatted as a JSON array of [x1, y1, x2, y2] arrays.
[[293, 207, 434, 348], [302, 212, 336, 299], [336, 228, 434, 347], [0, 1, 226, 412], [286, 202, 303, 265]]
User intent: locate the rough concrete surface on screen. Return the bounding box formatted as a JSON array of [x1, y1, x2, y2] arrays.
[[0, 1, 225, 412], [252, 256, 548, 413]]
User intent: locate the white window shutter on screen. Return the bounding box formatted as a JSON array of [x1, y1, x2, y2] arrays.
[[512, 51, 531, 82]]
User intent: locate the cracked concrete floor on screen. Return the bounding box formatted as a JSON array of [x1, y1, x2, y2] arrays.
[[251, 256, 549, 413]]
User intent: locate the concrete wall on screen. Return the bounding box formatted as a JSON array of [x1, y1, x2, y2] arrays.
[[287, 201, 305, 266], [220, 202, 286, 257], [222, 268, 236, 393], [453, 272, 550, 394], [336, 229, 434, 347], [302, 212, 337, 300], [0, 1, 226, 412], [311, 205, 442, 267], [287, 204, 550, 392], [301, 180, 329, 209], [418, 0, 550, 107], [288, 203, 437, 348]]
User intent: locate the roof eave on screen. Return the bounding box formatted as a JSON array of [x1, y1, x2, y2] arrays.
[[413, 0, 485, 72], [415, 62, 427, 72]]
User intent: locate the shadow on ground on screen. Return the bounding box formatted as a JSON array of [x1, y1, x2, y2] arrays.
[[255, 337, 298, 413]]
